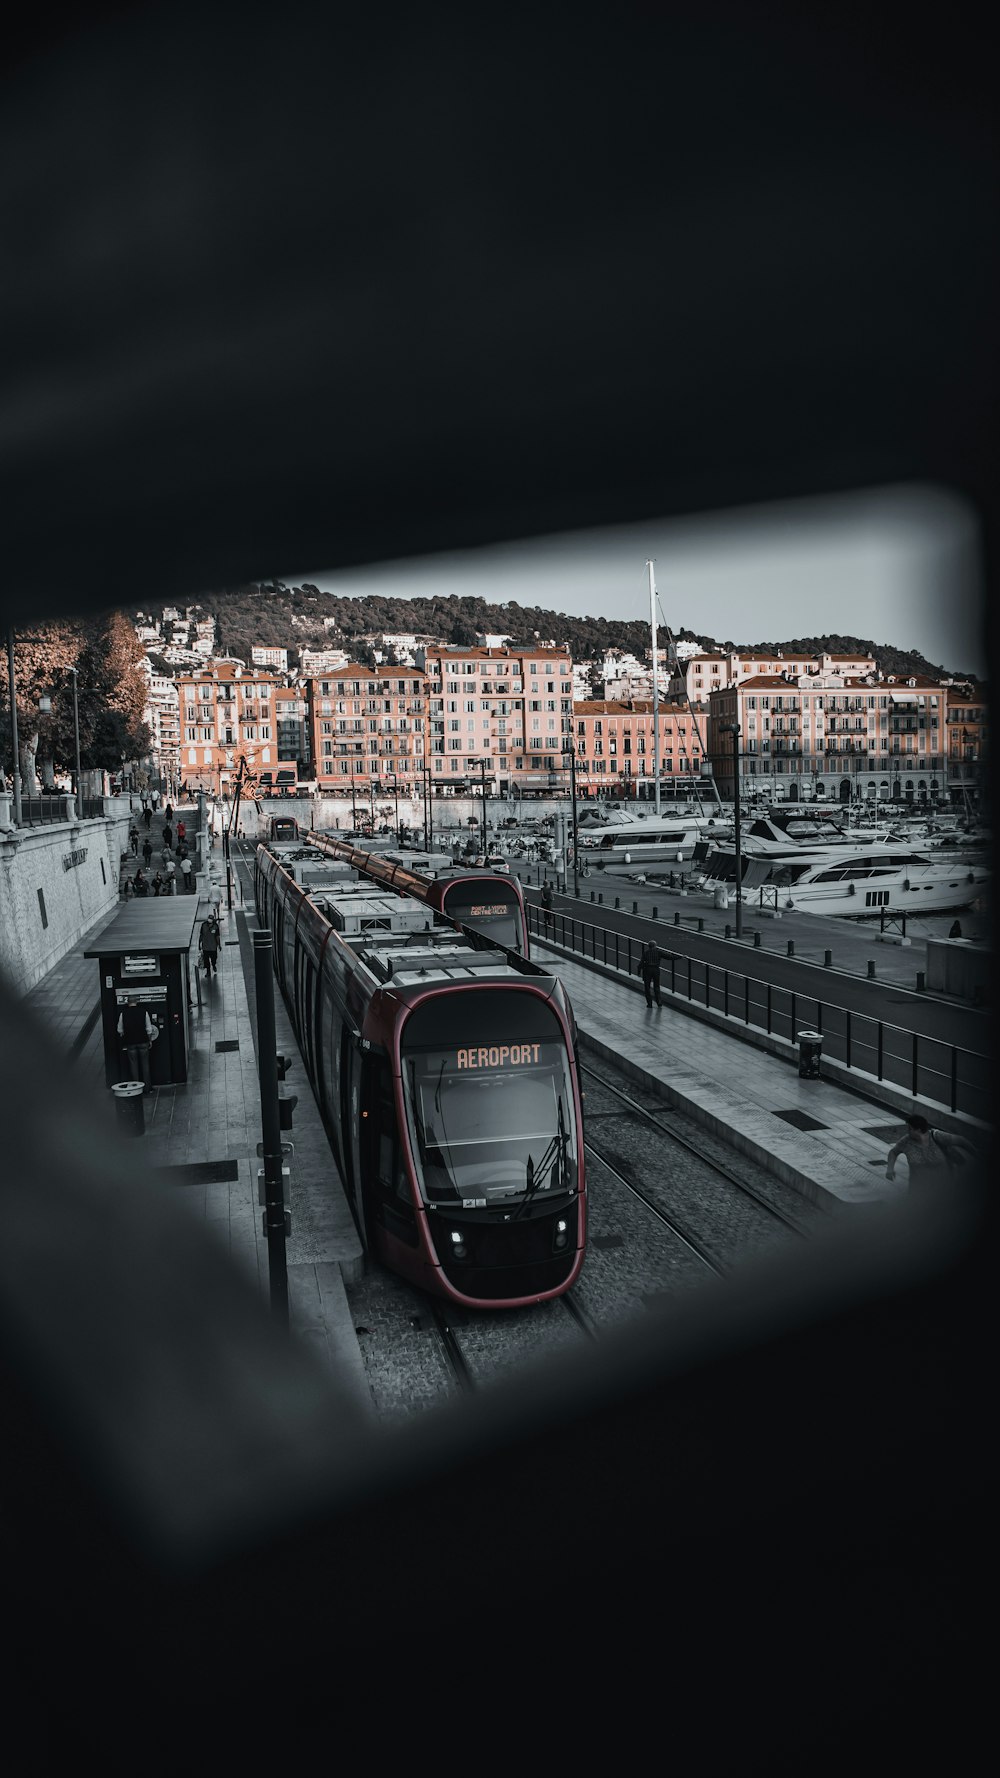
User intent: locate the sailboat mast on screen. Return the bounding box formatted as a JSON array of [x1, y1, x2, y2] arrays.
[[648, 559, 660, 815]]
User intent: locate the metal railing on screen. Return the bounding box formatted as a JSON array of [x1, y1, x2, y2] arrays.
[[16, 795, 108, 825], [527, 904, 991, 1124]]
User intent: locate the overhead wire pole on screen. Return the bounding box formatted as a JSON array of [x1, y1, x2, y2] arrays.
[[648, 559, 660, 814]]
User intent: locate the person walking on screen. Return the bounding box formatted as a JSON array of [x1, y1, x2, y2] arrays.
[[640, 938, 662, 1008], [141, 836, 153, 868], [176, 818, 186, 847], [165, 858, 177, 894], [142, 804, 153, 830], [133, 868, 149, 897], [128, 824, 139, 855], [180, 854, 193, 893], [116, 995, 156, 1093], [164, 802, 174, 826], [152, 870, 165, 897], [162, 822, 173, 850], [541, 880, 553, 935], [199, 913, 220, 976], [121, 871, 134, 901], [885, 1115, 978, 1195]]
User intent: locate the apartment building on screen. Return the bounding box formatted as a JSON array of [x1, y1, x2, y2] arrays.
[[572, 699, 710, 796], [946, 682, 988, 807], [308, 665, 427, 790], [252, 645, 290, 672], [141, 665, 180, 790], [174, 660, 279, 793], [418, 643, 574, 790], [670, 648, 876, 704], [708, 671, 950, 802]]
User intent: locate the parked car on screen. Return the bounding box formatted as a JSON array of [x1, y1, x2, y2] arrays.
[[485, 854, 510, 874]]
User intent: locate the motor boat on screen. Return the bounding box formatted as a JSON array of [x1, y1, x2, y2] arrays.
[[690, 837, 990, 918]]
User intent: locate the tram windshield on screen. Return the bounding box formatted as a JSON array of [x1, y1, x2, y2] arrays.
[[401, 992, 576, 1207], [441, 882, 523, 952]]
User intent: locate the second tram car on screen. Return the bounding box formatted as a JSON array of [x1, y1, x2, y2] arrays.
[[305, 834, 530, 954], [254, 845, 586, 1306], [263, 814, 301, 844]]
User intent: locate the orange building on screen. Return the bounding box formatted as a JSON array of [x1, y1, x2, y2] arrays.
[[307, 665, 428, 793], [175, 660, 279, 794], [571, 699, 710, 798]]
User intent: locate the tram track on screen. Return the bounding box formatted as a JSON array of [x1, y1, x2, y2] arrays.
[[580, 1059, 812, 1239]]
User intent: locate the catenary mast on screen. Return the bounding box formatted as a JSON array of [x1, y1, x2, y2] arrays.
[[648, 559, 661, 814]]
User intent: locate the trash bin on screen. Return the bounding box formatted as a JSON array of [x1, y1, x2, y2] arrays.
[[796, 1030, 822, 1080], [111, 1080, 145, 1136]]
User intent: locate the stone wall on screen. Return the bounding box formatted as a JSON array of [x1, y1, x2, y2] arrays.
[[0, 795, 134, 996]]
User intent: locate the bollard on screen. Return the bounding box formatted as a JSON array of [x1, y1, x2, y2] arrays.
[[633, 901, 638, 914], [598, 892, 604, 903], [787, 941, 794, 957], [916, 971, 925, 992], [867, 961, 876, 979], [725, 924, 731, 939], [614, 896, 620, 909], [697, 919, 704, 932], [590, 890, 595, 902], [674, 911, 681, 926], [652, 907, 658, 920], [824, 949, 833, 967], [753, 932, 761, 947]]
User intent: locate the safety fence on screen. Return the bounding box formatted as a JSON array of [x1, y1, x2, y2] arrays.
[[17, 795, 108, 825], [526, 904, 990, 1124]]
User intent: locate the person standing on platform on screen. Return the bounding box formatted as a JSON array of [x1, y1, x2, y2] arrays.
[[640, 939, 662, 1008], [141, 835, 153, 869], [180, 854, 193, 892], [117, 996, 156, 1093], [541, 880, 553, 935], [885, 1115, 977, 1194], [199, 914, 220, 975]]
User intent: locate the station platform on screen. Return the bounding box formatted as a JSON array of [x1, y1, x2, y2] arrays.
[[533, 940, 915, 1212], [22, 818, 371, 1412]]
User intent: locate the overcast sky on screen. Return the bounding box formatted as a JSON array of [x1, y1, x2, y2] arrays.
[[284, 482, 988, 679]]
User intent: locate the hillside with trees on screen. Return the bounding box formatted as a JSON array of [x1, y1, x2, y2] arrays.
[[133, 585, 981, 683]]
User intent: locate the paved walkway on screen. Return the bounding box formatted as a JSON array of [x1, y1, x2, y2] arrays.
[[23, 814, 370, 1410]]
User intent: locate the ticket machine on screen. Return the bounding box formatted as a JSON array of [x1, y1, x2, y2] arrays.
[[86, 900, 202, 1087]]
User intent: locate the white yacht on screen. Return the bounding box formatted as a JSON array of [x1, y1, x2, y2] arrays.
[[691, 838, 990, 918], [583, 812, 728, 867]]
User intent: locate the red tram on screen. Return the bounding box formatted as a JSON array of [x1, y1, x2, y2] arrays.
[[254, 846, 586, 1307], [305, 834, 530, 955]]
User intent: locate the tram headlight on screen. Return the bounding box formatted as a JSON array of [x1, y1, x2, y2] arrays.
[[553, 1218, 569, 1252], [449, 1229, 467, 1260]]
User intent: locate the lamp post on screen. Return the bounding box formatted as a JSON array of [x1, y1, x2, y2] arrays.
[[479, 757, 488, 858], [566, 739, 580, 898], [387, 770, 400, 842], [68, 665, 82, 808], [721, 722, 743, 937]]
